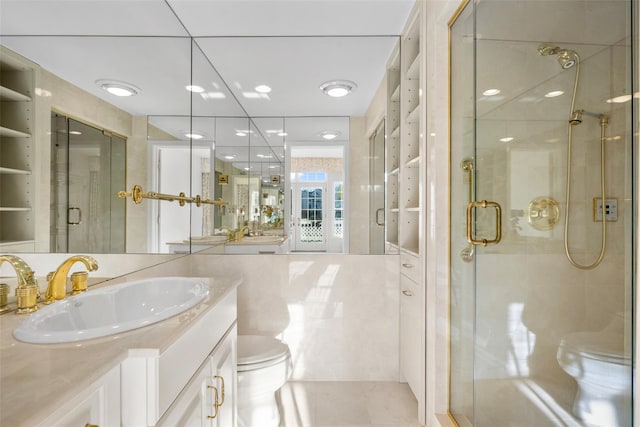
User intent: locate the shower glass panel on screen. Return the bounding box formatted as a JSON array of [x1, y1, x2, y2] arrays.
[[449, 1, 634, 426], [369, 120, 386, 254], [50, 113, 126, 253]]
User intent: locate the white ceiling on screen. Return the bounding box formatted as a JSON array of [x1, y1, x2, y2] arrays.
[[0, 0, 413, 117], [0, 0, 413, 176]]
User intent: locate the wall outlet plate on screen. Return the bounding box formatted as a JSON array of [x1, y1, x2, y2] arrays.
[[593, 198, 618, 222]]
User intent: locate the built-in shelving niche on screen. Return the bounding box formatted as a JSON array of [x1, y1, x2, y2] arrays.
[[385, 41, 401, 252], [0, 48, 36, 250]]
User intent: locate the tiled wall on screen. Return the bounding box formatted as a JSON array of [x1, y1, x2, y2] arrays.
[[200, 253, 401, 381]]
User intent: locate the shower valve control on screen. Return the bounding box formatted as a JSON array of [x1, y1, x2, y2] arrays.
[[593, 198, 618, 222]]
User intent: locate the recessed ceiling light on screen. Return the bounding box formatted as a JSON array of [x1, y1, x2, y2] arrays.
[[200, 92, 226, 100], [319, 130, 340, 140], [483, 88, 501, 96], [224, 155, 236, 160], [186, 85, 205, 93], [545, 90, 564, 98], [319, 80, 357, 98], [606, 94, 632, 103], [236, 132, 247, 137], [277, 132, 288, 137], [257, 154, 273, 159], [96, 79, 140, 97], [185, 132, 204, 140], [255, 85, 271, 93], [499, 137, 514, 142]]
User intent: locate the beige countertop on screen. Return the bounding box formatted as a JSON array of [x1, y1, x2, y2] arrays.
[[0, 258, 240, 427]]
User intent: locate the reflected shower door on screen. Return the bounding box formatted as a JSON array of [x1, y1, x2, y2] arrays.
[[51, 114, 126, 253], [369, 120, 386, 254], [449, 1, 634, 426]]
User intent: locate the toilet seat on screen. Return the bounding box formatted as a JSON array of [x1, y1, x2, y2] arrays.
[[563, 343, 630, 365], [559, 326, 631, 366], [237, 335, 291, 372]]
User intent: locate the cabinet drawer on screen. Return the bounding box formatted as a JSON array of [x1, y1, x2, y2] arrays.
[[400, 251, 422, 284]]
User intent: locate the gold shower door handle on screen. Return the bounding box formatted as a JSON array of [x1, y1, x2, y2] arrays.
[[466, 200, 502, 246], [215, 375, 225, 406], [207, 384, 220, 419]]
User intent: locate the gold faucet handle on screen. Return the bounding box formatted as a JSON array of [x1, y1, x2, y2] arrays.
[[0, 283, 9, 309], [70, 271, 89, 295], [15, 285, 39, 314]]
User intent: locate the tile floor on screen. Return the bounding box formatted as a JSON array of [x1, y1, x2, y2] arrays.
[[277, 381, 423, 427]]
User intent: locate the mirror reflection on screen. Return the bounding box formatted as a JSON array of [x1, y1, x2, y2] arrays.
[[1, 28, 399, 255]]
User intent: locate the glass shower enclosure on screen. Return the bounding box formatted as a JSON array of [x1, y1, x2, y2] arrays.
[[50, 113, 126, 253], [449, 0, 635, 426]]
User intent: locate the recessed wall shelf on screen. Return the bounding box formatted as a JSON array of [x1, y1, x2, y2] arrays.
[[406, 105, 420, 124], [406, 54, 421, 80], [0, 85, 31, 102], [0, 166, 31, 175], [0, 207, 32, 212], [0, 46, 36, 251], [385, 40, 401, 251], [0, 126, 31, 139]]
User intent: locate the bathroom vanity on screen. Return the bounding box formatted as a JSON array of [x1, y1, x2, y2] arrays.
[[0, 273, 240, 427]]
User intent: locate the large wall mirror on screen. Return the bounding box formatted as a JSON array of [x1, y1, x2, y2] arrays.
[[0, 3, 402, 255]]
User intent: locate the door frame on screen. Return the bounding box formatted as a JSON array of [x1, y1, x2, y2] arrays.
[[290, 182, 328, 251]]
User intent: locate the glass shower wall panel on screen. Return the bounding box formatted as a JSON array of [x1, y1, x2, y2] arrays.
[[473, 1, 633, 426], [450, 0, 634, 426]]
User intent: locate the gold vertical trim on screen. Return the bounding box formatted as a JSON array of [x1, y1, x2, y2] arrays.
[[447, 0, 471, 425]]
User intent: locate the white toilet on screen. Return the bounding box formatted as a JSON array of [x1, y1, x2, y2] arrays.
[[557, 312, 631, 427], [237, 335, 292, 427]]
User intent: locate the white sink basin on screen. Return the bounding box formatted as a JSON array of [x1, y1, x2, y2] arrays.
[[13, 277, 210, 344]]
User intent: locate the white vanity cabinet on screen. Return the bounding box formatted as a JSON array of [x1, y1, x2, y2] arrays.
[[35, 365, 121, 427], [157, 325, 237, 427], [0, 270, 241, 427], [121, 288, 238, 427]]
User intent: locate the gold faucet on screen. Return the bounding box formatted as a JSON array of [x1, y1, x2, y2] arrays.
[[45, 255, 98, 304], [0, 255, 39, 314], [235, 226, 251, 241], [220, 226, 234, 241]]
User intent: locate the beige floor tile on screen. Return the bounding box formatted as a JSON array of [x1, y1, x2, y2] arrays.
[[278, 381, 422, 427]]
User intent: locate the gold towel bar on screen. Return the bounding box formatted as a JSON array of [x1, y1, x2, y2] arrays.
[[118, 184, 228, 207]]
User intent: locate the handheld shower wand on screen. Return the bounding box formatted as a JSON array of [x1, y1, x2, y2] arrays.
[[538, 43, 609, 270]]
